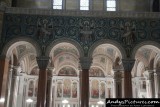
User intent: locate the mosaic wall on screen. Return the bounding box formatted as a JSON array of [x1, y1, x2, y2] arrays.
[[1, 13, 160, 57]]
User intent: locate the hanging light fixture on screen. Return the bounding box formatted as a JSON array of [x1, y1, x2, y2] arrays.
[[0, 98, 5, 103], [97, 100, 104, 105], [26, 98, 33, 103], [62, 99, 69, 104]]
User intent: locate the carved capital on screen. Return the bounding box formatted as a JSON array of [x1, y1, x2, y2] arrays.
[[47, 67, 55, 76], [80, 57, 92, 70], [154, 69, 160, 75], [143, 70, 154, 80], [36, 56, 50, 70], [13, 66, 22, 76], [122, 59, 135, 72], [9, 64, 13, 72], [112, 69, 122, 79]]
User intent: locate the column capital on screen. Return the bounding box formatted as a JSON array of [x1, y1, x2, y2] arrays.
[[112, 69, 123, 72], [154, 72, 160, 75], [112, 69, 122, 79], [122, 59, 135, 71], [9, 64, 14, 72], [153, 69, 160, 75], [144, 70, 154, 75], [13, 66, 22, 75], [36, 56, 50, 70], [80, 57, 92, 69], [143, 70, 154, 80], [47, 67, 55, 76]]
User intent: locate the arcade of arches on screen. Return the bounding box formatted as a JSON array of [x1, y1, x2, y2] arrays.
[[1, 39, 160, 107], [0, 1, 160, 107]]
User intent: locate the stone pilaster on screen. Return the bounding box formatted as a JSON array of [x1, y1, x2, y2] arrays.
[[144, 70, 155, 98], [9, 66, 21, 107], [113, 70, 122, 98], [0, 56, 9, 107], [5, 65, 13, 107], [46, 67, 54, 107], [16, 72, 26, 107], [154, 70, 160, 98], [132, 77, 143, 98]]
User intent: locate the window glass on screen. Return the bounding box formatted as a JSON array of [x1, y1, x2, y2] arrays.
[[80, 0, 89, 10], [53, 0, 62, 9], [106, 0, 116, 11]]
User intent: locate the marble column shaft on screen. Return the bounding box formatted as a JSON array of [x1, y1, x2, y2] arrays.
[[36, 56, 49, 107], [80, 58, 91, 107], [122, 59, 135, 98], [9, 66, 21, 107], [144, 70, 154, 98], [113, 70, 122, 98], [46, 67, 54, 107], [154, 71, 160, 98]]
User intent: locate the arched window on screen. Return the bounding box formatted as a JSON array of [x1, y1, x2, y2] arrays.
[[53, 0, 63, 9], [80, 0, 89, 10], [106, 0, 116, 11]]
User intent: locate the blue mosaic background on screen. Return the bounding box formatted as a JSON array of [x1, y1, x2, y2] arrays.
[[1, 13, 160, 57]]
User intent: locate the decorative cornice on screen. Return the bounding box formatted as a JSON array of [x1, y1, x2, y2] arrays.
[[3, 7, 160, 18]]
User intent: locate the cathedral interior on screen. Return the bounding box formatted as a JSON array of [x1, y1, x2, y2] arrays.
[[0, 0, 160, 107]]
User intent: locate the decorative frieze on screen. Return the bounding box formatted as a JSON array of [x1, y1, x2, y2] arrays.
[[1, 7, 160, 58]]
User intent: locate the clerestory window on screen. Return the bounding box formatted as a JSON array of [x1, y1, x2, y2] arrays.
[[106, 0, 116, 11], [80, 0, 89, 10], [53, 0, 63, 9]]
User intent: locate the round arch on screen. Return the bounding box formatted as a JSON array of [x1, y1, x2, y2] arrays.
[[154, 54, 160, 69], [1, 37, 41, 57], [131, 41, 160, 59], [88, 39, 126, 59], [46, 38, 84, 57]]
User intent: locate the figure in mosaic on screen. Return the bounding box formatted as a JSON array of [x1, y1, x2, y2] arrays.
[[37, 19, 53, 43], [121, 22, 136, 46], [80, 20, 95, 44]]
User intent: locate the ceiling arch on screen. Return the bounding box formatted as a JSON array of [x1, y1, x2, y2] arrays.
[[1, 37, 40, 57], [135, 45, 160, 69], [46, 38, 84, 58], [132, 41, 160, 59], [88, 39, 126, 59]]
